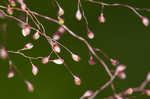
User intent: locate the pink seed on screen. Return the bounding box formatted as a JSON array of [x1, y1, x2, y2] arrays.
[[142, 16, 149, 27], [88, 29, 94, 39], [58, 7, 64, 16], [8, 68, 15, 78], [82, 90, 93, 98], [72, 53, 80, 62], [24, 43, 33, 50], [25, 81, 34, 92], [0, 47, 8, 59], [74, 76, 81, 86], [42, 56, 50, 64], [75, 9, 82, 21], [33, 32, 40, 40], [116, 64, 126, 73], [88, 56, 95, 65], [32, 64, 38, 76], [98, 13, 105, 23], [125, 88, 133, 95], [110, 58, 119, 66], [52, 59, 64, 64]]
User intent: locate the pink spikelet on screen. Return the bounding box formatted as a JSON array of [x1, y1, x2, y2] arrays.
[[25, 81, 34, 92], [32, 64, 39, 76], [142, 16, 149, 27], [73, 76, 81, 86], [42, 56, 50, 64]]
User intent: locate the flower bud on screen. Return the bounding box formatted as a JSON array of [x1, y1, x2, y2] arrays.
[[116, 64, 126, 73], [75, 9, 82, 21], [32, 64, 38, 76], [33, 32, 40, 40], [115, 95, 123, 99], [144, 90, 150, 96], [0, 47, 8, 59], [110, 58, 119, 66], [142, 16, 149, 27], [58, 26, 65, 34], [24, 43, 33, 50], [99, 13, 105, 23], [73, 76, 81, 86], [58, 7, 64, 16], [8, 68, 15, 78], [88, 29, 94, 39], [71, 53, 80, 62], [22, 24, 31, 37], [21, 3, 27, 10], [88, 56, 95, 65], [25, 81, 34, 92], [42, 56, 49, 64], [53, 33, 60, 40], [52, 59, 64, 64], [117, 72, 126, 80], [82, 90, 93, 98], [58, 17, 64, 24], [146, 72, 150, 81], [125, 88, 133, 95], [9, 0, 16, 7], [53, 44, 61, 53]]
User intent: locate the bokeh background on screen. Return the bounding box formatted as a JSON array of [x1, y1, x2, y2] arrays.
[[0, 0, 150, 99]]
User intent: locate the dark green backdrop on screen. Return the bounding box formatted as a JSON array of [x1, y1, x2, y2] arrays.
[[0, 0, 150, 99]]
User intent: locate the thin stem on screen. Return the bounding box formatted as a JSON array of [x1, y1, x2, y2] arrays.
[[7, 50, 43, 60], [88, 0, 143, 18]]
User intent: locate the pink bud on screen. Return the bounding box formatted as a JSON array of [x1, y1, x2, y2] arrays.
[[21, 3, 27, 10], [58, 26, 65, 34], [73, 76, 81, 86], [52, 59, 64, 64], [0, 47, 8, 59], [33, 31, 40, 40], [32, 64, 38, 76], [7, 6, 13, 15], [117, 72, 126, 79], [115, 95, 123, 99], [144, 90, 150, 96], [142, 16, 149, 27], [42, 56, 49, 64], [25, 81, 34, 92], [9, 0, 16, 7], [88, 56, 95, 65], [53, 33, 60, 40], [110, 58, 119, 66], [24, 43, 33, 50], [58, 7, 64, 16], [88, 29, 94, 39], [147, 72, 150, 81], [99, 13, 105, 23], [53, 44, 61, 53], [82, 90, 93, 98], [22, 25, 31, 37], [116, 64, 126, 73], [75, 9, 82, 21], [8, 68, 15, 78], [72, 53, 80, 62], [125, 88, 133, 95], [58, 17, 64, 24]]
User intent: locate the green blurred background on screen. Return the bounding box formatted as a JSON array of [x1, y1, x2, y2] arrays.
[[0, 0, 150, 99]]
